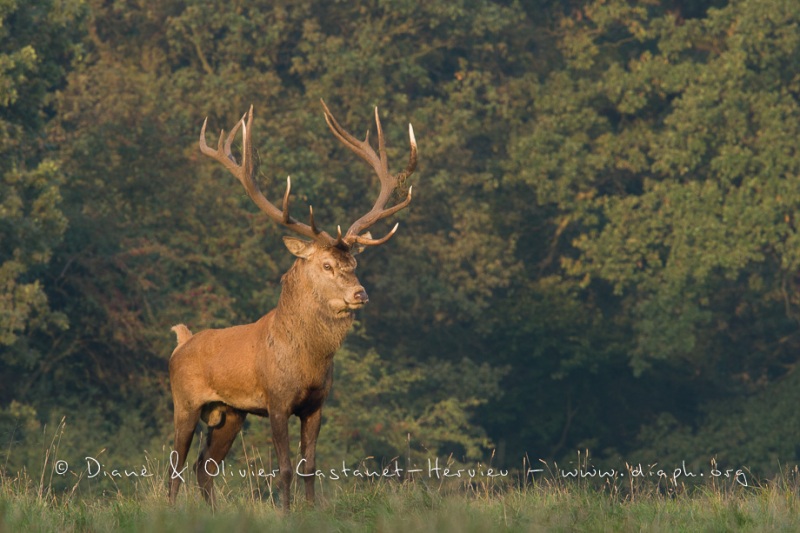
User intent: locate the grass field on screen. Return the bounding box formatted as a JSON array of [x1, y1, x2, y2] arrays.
[[3, 456, 800, 532]]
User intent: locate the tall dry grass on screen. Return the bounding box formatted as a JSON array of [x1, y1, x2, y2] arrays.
[[3, 428, 800, 531]]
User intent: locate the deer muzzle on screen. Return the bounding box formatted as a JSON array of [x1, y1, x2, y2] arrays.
[[348, 287, 369, 308]]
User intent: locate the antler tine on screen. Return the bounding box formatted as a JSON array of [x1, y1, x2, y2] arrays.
[[320, 99, 382, 171], [282, 176, 291, 223], [223, 113, 246, 161], [309, 205, 319, 235], [355, 223, 399, 246], [397, 124, 418, 184], [201, 121, 234, 178], [374, 106, 388, 175], [199, 106, 336, 245], [320, 100, 417, 248]]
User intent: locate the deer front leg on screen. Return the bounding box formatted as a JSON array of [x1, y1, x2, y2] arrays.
[[300, 409, 322, 505], [269, 410, 292, 512]]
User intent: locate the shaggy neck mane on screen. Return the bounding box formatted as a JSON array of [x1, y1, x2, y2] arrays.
[[272, 259, 353, 358]]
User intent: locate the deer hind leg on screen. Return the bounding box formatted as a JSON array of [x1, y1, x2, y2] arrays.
[[195, 406, 246, 509], [169, 406, 201, 504], [300, 409, 323, 505]]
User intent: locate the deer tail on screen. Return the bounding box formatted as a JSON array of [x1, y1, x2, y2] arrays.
[[171, 324, 193, 346]]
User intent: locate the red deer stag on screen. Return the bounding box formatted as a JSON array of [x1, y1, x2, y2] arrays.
[[168, 100, 416, 511]]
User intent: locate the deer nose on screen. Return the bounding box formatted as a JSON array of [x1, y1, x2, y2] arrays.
[[353, 288, 369, 304]]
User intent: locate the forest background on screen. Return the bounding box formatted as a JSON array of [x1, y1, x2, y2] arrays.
[[3, 0, 800, 487]]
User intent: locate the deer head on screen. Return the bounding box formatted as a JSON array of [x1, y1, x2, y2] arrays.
[[282, 236, 368, 316]]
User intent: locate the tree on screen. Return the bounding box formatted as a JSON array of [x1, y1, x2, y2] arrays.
[[505, 0, 800, 469], [0, 0, 84, 459]]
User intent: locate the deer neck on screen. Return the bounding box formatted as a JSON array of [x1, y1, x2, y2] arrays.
[[271, 263, 354, 360]]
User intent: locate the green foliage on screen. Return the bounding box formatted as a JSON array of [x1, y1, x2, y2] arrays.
[[0, 0, 82, 411], [636, 365, 800, 475], [499, 0, 800, 467], [0, 160, 67, 348], [322, 343, 504, 462], [513, 0, 800, 378]]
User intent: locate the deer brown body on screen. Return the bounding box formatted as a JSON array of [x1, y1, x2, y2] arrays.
[[168, 101, 416, 511]]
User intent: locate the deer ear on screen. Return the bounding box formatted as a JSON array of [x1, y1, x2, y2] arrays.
[[283, 236, 314, 259], [350, 232, 371, 256]]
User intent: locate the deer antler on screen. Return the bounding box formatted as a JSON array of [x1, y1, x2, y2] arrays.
[[199, 105, 335, 245], [320, 99, 416, 248], [199, 103, 416, 250]]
